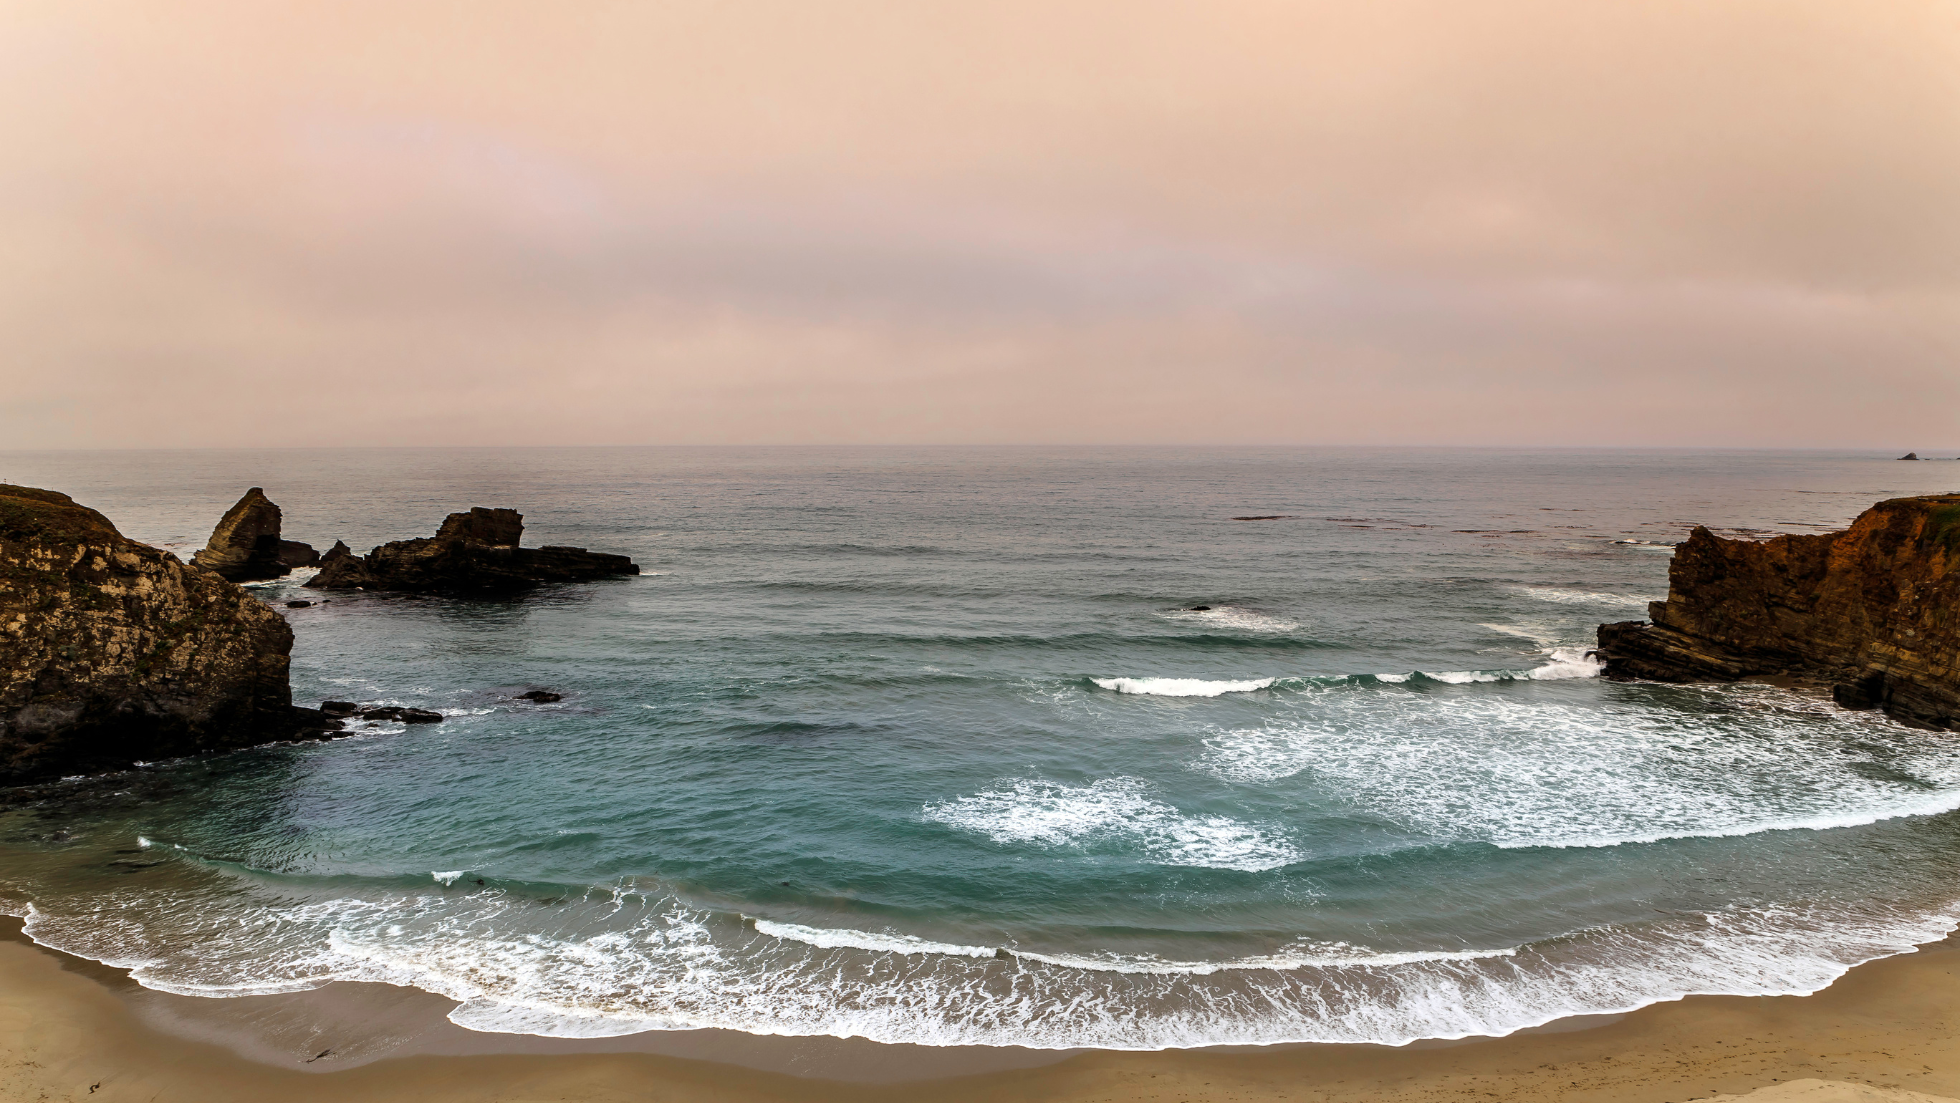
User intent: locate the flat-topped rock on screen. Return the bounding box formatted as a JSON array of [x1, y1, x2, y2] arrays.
[[308, 507, 638, 594], [1595, 494, 1960, 730], [1, 485, 331, 785]]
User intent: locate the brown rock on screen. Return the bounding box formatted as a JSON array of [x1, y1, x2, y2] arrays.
[[190, 488, 289, 582], [436, 508, 524, 547], [0, 485, 308, 784], [278, 540, 319, 568], [1594, 494, 1960, 730], [309, 508, 637, 594]]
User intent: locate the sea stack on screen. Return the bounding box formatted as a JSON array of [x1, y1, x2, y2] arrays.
[[191, 487, 316, 581], [0, 485, 333, 785], [1595, 494, 1960, 730], [308, 507, 638, 594]]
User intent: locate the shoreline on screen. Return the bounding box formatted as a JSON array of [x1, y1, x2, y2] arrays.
[[8, 919, 1960, 1101]]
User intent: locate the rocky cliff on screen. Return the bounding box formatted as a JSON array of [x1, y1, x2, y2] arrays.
[[1, 485, 330, 785], [1595, 494, 1960, 730], [308, 507, 638, 594], [191, 487, 316, 580]]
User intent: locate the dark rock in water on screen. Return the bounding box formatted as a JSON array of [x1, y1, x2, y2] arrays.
[[289, 707, 344, 741], [285, 600, 313, 609], [436, 507, 523, 547], [0, 485, 316, 785], [319, 540, 355, 566], [357, 706, 443, 723], [1900, 452, 1920, 460], [1594, 494, 1960, 731], [309, 508, 638, 594], [1189, 606, 1211, 611], [515, 690, 562, 703], [277, 540, 319, 568], [191, 488, 291, 582], [320, 701, 359, 718]]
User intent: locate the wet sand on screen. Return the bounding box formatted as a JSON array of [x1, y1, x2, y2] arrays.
[[6, 916, 1960, 1102]]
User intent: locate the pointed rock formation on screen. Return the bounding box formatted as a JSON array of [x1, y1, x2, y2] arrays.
[[308, 508, 637, 594], [191, 488, 291, 582], [1595, 494, 1960, 730], [1, 485, 334, 785]]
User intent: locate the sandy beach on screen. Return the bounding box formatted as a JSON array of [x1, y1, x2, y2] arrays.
[[4, 915, 1960, 1103]]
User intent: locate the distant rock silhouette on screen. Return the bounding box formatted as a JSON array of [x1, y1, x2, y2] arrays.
[[308, 508, 638, 594]]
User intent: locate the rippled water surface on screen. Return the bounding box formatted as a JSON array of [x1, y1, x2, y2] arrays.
[[5, 447, 1960, 1048]]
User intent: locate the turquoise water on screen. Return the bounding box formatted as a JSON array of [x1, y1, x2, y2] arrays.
[[6, 447, 1960, 1048]]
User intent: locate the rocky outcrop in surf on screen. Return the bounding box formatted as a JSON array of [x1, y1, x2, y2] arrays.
[[1595, 494, 1960, 730], [307, 507, 638, 594], [0, 485, 335, 785], [190, 488, 317, 581]]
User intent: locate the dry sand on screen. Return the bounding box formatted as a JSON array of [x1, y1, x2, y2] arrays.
[[7, 921, 1960, 1102]]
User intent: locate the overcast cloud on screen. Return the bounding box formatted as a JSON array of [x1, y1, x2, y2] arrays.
[[3, 0, 1957, 447]]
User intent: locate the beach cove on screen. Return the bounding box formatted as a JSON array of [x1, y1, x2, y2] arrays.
[[6, 446, 1960, 1098]]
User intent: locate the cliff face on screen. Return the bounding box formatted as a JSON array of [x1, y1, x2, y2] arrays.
[[1595, 494, 1960, 730], [309, 507, 638, 594], [0, 485, 318, 785]]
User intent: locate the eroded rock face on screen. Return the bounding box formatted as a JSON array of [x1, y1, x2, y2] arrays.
[[309, 508, 638, 594], [1595, 494, 1960, 730], [0, 486, 324, 785], [191, 488, 290, 582]]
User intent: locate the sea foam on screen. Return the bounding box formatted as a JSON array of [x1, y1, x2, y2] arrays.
[[922, 777, 1300, 871], [1093, 676, 1277, 697]]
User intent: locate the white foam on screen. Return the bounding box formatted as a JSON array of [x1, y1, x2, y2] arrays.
[[433, 871, 466, 886], [1093, 677, 1277, 697], [1417, 647, 1602, 685], [16, 882, 1958, 1051], [923, 778, 1300, 871], [751, 920, 997, 958], [1201, 683, 1960, 849], [1008, 941, 1518, 975], [135, 837, 152, 849], [1526, 647, 1606, 680], [1423, 670, 1503, 684], [1517, 587, 1658, 608], [1480, 622, 1563, 647], [1159, 607, 1303, 633]]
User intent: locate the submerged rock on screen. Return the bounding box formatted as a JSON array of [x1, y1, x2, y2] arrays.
[[357, 706, 443, 723], [0, 485, 329, 785], [1594, 494, 1960, 730], [190, 488, 291, 582], [308, 508, 638, 594], [515, 689, 562, 703]]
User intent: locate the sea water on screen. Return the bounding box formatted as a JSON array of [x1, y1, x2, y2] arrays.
[[4, 446, 1960, 1049]]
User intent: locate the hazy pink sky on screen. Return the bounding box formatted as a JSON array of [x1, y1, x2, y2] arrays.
[[4, 1, 1957, 448]]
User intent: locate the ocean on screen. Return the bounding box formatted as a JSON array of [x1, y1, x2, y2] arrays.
[[4, 446, 1960, 1051]]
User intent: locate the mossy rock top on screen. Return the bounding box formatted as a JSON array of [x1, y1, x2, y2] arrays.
[[0, 486, 124, 545]]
